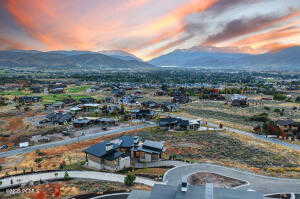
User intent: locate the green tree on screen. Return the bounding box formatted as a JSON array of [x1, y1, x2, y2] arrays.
[[64, 171, 70, 180], [273, 93, 287, 101], [124, 173, 136, 186]]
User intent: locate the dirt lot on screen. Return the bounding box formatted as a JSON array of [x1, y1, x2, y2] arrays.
[[188, 172, 246, 188], [139, 127, 300, 178]]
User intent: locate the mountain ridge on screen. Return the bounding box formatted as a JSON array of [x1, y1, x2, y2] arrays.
[[149, 46, 300, 71], [0, 50, 153, 69]]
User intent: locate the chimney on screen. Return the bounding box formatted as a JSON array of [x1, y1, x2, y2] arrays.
[[105, 143, 113, 152], [205, 183, 214, 199]]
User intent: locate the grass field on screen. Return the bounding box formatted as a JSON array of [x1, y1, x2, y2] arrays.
[[67, 85, 92, 93]]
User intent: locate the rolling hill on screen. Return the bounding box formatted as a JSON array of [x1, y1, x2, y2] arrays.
[[149, 46, 300, 71], [0, 50, 153, 69]]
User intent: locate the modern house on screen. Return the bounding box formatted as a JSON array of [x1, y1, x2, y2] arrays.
[[128, 183, 264, 199], [230, 94, 248, 107], [161, 102, 180, 112], [84, 139, 131, 171], [142, 101, 160, 109], [73, 118, 93, 128], [159, 117, 182, 130], [79, 97, 96, 104], [172, 95, 190, 104], [158, 117, 201, 131], [44, 112, 74, 125], [84, 136, 165, 171], [132, 140, 165, 162], [17, 96, 42, 103], [276, 119, 300, 139]]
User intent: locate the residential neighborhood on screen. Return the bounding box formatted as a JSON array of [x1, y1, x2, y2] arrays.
[[1, 0, 300, 198]]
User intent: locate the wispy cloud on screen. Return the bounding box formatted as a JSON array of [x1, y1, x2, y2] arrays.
[[0, 0, 300, 60]]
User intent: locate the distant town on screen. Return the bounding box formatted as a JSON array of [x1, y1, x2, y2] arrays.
[[0, 66, 299, 199]]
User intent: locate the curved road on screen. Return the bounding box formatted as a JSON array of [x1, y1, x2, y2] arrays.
[[163, 163, 300, 194], [0, 170, 158, 189], [1, 162, 299, 196], [0, 123, 156, 158]]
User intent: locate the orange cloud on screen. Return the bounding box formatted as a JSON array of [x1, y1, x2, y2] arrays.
[[0, 37, 30, 50], [144, 34, 194, 60], [204, 11, 300, 46]]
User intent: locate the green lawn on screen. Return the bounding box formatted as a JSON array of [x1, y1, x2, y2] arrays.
[[67, 85, 92, 93], [42, 94, 90, 103], [0, 91, 28, 96]]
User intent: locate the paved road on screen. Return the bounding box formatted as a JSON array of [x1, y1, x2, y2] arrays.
[[163, 163, 300, 194], [0, 170, 159, 189], [165, 113, 300, 151], [0, 123, 156, 158]]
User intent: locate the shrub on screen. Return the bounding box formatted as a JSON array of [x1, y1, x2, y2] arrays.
[[296, 96, 300, 103], [34, 158, 43, 163], [124, 173, 136, 186], [35, 149, 46, 156], [273, 93, 287, 101], [263, 106, 270, 111], [249, 113, 269, 122], [64, 171, 70, 180]]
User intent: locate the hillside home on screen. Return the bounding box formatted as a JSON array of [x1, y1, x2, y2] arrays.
[[44, 112, 74, 125], [142, 101, 160, 109], [84, 136, 165, 171], [161, 102, 180, 112], [172, 95, 190, 104], [79, 97, 96, 104], [17, 96, 42, 103]]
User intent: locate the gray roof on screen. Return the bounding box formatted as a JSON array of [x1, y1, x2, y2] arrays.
[[147, 184, 263, 199], [136, 140, 164, 154], [277, 119, 295, 126], [143, 140, 164, 150]]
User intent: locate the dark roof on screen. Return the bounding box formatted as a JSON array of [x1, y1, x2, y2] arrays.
[[84, 136, 139, 158], [84, 141, 119, 158], [148, 184, 263, 199], [159, 117, 182, 126], [73, 118, 91, 124], [277, 119, 294, 126], [137, 140, 164, 154], [119, 135, 137, 148]]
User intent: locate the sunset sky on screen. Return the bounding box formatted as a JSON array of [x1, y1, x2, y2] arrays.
[[0, 0, 300, 60]]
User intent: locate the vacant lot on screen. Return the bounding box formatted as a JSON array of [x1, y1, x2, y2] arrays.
[[182, 98, 300, 132], [139, 127, 300, 178]]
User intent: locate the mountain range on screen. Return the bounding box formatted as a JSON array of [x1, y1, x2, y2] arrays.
[[0, 47, 300, 71], [0, 50, 152, 69], [149, 46, 300, 71]]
